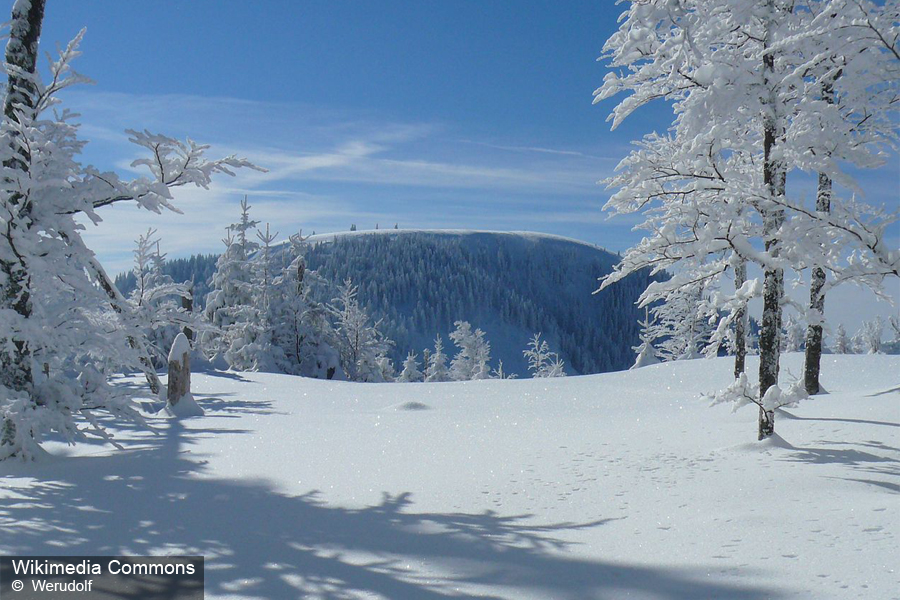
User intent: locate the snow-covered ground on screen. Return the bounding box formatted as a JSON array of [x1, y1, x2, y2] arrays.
[[1, 354, 897, 599]]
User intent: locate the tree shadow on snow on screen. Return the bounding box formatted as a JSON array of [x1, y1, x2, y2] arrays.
[[778, 410, 899, 429], [866, 386, 900, 397], [769, 422, 900, 493], [1, 422, 786, 599], [190, 393, 285, 417], [191, 368, 254, 383]]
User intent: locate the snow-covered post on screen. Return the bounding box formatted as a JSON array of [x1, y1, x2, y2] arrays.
[[167, 333, 192, 408]]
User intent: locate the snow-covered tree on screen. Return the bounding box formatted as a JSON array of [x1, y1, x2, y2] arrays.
[[329, 279, 393, 382], [374, 355, 396, 383], [523, 333, 567, 378], [424, 334, 451, 382], [254, 223, 278, 334], [631, 310, 660, 369], [448, 321, 491, 381], [649, 283, 716, 362], [491, 360, 518, 380], [882, 315, 900, 354], [596, 0, 899, 439], [398, 351, 423, 382], [270, 232, 340, 379], [856, 317, 884, 354], [127, 229, 204, 367], [782, 315, 805, 353], [832, 323, 852, 354], [202, 198, 277, 371], [202, 197, 260, 361], [276, 231, 651, 375], [0, 4, 258, 459]]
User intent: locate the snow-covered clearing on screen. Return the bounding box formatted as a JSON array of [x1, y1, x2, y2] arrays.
[[1, 354, 897, 599]]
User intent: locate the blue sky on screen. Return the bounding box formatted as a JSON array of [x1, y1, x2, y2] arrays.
[[36, 1, 899, 328]]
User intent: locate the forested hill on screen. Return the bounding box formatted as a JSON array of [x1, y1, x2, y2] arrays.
[[117, 230, 657, 376], [115, 253, 218, 311]]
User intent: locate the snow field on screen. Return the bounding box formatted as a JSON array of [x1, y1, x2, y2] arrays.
[[1, 353, 897, 599]]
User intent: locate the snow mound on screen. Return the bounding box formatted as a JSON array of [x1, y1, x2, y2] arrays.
[[395, 401, 431, 411], [719, 432, 795, 454], [160, 393, 205, 418]]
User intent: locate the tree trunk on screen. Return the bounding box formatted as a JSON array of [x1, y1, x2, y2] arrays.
[[0, 0, 46, 450], [804, 78, 835, 395], [3, 0, 45, 124], [0, 0, 46, 395], [81, 249, 162, 394], [182, 281, 194, 342], [758, 408, 775, 440], [758, 0, 786, 440], [804, 172, 831, 394], [734, 259, 748, 379]]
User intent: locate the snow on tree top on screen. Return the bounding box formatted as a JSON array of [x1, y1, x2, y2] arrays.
[[168, 332, 192, 364]]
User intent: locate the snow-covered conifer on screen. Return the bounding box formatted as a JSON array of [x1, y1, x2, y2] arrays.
[[832, 324, 852, 354], [631, 310, 659, 370], [782, 315, 805, 353], [128, 230, 203, 367], [202, 198, 260, 360], [857, 318, 884, 354], [373, 354, 396, 383], [652, 284, 716, 362], [329, 279, 393, 382], [398, 351, 422, 382], [270, 232, 340, 379], [523, 333, 567, 378], [424, 335, 451, 382], [203, 199, 277, 371], [491, 360, 518, 380], [449, 321, 491, 381]]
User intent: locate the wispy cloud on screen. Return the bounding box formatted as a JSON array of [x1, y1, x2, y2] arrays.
[[60, 89, 640, 272], [456, 139, 618, 161]]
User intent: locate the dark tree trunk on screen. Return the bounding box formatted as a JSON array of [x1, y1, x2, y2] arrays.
[[758, 0, 786, 440], [804, 172, 831, 394], [3, 0, 45, 124], [804, 78, 835, 395], [1, 0, 46, 449], [182, 281, 194, 342], [734, 259, 748, 379], [0, 0, 46, 396]]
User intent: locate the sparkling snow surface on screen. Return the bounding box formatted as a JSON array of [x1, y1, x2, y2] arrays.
[[2, 354, 897, 599]]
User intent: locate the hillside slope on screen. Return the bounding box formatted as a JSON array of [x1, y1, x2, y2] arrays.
[[117, 229, 657, 376], [2, 354, 896, 599], [298, 229, 655, 375]]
